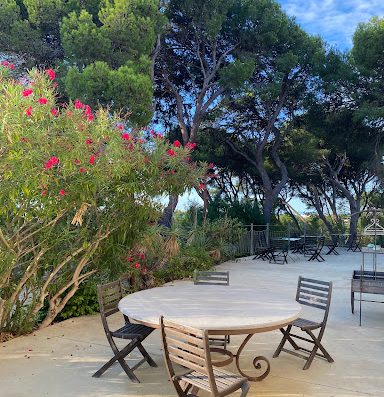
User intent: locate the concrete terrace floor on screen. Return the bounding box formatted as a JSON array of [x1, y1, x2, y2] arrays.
[[2, 250, 384, 397]]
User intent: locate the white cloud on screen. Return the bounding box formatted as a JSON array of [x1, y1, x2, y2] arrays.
[[279, 0, 384, 49]]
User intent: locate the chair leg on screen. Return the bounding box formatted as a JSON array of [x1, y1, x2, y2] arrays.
[[303, 330, 334, 370], [136, 342, 157, 367], [351, 291, 354, 314], [240, 382, 250, 397], [273, 325, 298, 358], [93, 337, 144, 382], [307, 330, 334, 363]]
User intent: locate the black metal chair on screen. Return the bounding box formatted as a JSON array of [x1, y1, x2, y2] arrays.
[[269, 239, 289, 264], [194, 270, 230, 348], [325, 235, 339, 255], [160, 316, 250, 397], [92, 279, 157, 382], [273, 276, 334, 370], [306, 237, 325, 262], [347, 234, 362, 252], [253, 231, 272, 261]]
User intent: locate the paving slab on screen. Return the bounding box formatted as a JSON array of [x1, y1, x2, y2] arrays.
[[1, 250, 384, 397]]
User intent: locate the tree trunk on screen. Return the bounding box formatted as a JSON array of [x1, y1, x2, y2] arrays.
[[158, 194, 179, 228], [348, 202, 360, 245], [262, 194, 274, 224]]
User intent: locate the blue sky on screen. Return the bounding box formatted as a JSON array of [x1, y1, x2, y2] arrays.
[[278, 0, 384, 50]]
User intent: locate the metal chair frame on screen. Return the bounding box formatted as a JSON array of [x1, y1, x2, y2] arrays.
[[160, 316, 250, 397], [325, 235, 340, 255], [273, 276, 334, 370], [306, 237, 325, 262], [92, 279, 157, 382], [269, 239, 289, 264]]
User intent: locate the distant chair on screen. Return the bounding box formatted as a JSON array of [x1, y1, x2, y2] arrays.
[[325, 235, 339, 255], [194, 270, 230, 348], [306, 237, 325, 262], [273, 276, 334, 370], [92, 279, 157, 382], [160, 316, 250, 397], [269, 239, 289, 264], [253, 231, 272, 261], [347, 234, 362, 252]]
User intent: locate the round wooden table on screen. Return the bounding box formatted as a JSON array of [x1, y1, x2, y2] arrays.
[[119, 284, 301, 381]]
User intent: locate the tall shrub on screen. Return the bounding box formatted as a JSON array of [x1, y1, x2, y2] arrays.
[[0, 66, 204, 334]]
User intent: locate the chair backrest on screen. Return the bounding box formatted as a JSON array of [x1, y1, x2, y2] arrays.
[[271, 238, 289, 251], [317, 236, 325, 249], [160, 316, 217, 396], [96, 279, 124, 318], [296, 276, 332, 326], [193, 270, 229, 285]]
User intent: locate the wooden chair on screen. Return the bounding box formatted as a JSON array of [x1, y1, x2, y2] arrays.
[[92, 279, 157, 382], [306, 237, 325, 262], [273, 276, 334, 370], [160, 316, 249, 397], [193, 270, 230, 348], [269, 239, 289, 264]]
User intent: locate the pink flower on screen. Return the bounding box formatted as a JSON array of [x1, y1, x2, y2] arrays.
[[51, 108, 58, 116], [45, 69, 56, 81], [79, 167, 86, 173], [74, 99, 83, 109], [44, 161, 53, 169], [85, 138, 93, 145], [74, 159, 81, 165], [86, 113, 94, 122], [185, 156, 190, 162], [208, 163, 214, 168], [126, 257, 132, 262], [20, 137, 28, 143], [121, 133, 130, 140], [59, 189, 65, 196], [167, 149, 175, 156], [22, 89, 33, 97], [186, 142, 197, 150], [50, 156, 59, 165], [89, 155, 96, 165], [41, 190, 48, 196], [25, 106, 32, 117], [116, 124, 123, 130], [173, 140, 181, 148], [9, 64, 15, 70], [139, 253, 145, 259], [199, 183, 205, 190], [134, 262, 141, 269], [1, 61, 9, 67], [38, 97, 48, 105]]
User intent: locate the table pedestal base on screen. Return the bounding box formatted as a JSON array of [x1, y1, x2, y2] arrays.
[[210, 334, 271, 381]]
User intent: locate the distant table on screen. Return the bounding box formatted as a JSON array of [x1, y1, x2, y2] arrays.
[[119, 284, 301, 381]]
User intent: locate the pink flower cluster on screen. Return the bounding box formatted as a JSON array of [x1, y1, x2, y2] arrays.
[[74, 99, 94, 122], [1, 60, 15, 70], [44, 156, 59, 169]]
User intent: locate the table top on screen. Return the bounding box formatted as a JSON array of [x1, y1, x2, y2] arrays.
[[118, 284, 301, 335]]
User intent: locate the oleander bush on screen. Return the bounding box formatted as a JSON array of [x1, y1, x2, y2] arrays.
[[0, 66, 205, 336]]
